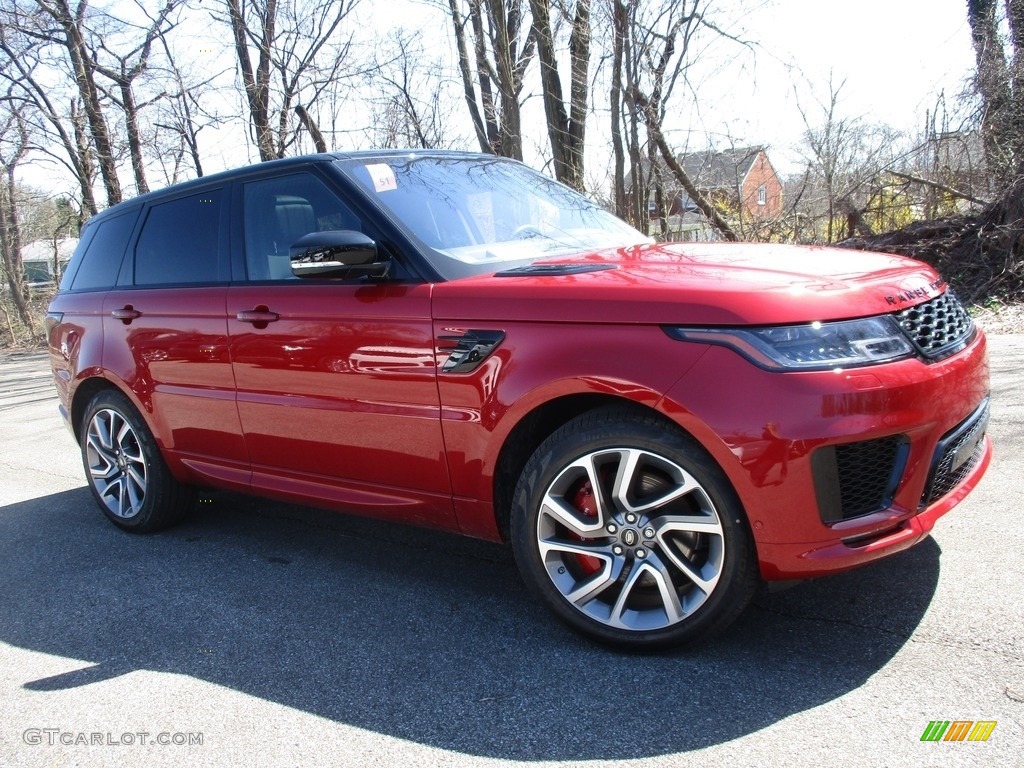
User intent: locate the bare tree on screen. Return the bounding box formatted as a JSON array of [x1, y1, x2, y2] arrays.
[[530, 0, 590, 190], [370, 31, 460, 150], [444, 0, 536, 158], [151, 29, 222, 182], [0, 96, 34, 327], [221, 0, 361, 161], [608, 0, 629, 219], [29, 0, 123, 206], [609, 0, 746, 239], [90, 0, 182, 195], [0, 12, 98, 216], [795, 77, 902, 243]]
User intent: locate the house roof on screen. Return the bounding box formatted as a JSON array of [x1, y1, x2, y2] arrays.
[[625, 146, 769, 196], [21, 238, 78, 263], [677, 146, 765, 191]]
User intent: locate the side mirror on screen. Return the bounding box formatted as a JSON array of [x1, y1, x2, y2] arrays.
[[289, 230, 389, 279]]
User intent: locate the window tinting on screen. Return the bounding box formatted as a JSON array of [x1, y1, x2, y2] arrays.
[[135, 191, 222, 285], [68, 211, 138, 292], [243, 174, 362, 281]]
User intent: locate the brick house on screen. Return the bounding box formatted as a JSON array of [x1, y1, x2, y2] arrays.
[[629, 146, 781, 218], [654, 146, 783, 221], [683, 146, 781, 218]]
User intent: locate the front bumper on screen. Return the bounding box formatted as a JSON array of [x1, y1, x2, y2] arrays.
[[658, 329, 991, 580], [755, 434, 990, 578]]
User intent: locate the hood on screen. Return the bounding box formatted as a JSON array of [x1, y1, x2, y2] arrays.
[[431, 242, 948, 326]]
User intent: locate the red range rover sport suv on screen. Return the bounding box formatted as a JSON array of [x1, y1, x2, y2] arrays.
[[46, 151, 991, 648]]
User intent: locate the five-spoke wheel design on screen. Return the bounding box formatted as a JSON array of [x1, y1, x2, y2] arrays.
[[512, 408, 757, 649], [85, 407, 148, 518]]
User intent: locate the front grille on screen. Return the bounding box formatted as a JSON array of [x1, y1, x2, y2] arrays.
[[895, 291, 975, 360], [813, 436, 908, 523], [921, 400, 990, 507]]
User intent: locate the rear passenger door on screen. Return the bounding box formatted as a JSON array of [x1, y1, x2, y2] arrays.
[[225, 169, 454, 525], [102, 187, 250, 486]]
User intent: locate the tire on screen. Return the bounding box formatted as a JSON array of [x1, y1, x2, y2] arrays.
[[80, 390, 194, 533], [511, 407, 759, 650]]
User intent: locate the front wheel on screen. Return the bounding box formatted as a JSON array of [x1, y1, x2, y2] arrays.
[[511, 408, 759, 649], [80, 390, 194, 532]]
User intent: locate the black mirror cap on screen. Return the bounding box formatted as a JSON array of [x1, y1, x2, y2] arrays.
[[289, 230, 388, 279]]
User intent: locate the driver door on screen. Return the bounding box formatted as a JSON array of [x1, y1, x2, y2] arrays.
[[225, 169, 454, 527]]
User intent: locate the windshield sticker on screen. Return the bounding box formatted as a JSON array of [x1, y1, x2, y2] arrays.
[[366, 163, 398, 193]]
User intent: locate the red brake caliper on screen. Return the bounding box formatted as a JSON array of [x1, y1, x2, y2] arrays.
[[571, 480, 604, 576]]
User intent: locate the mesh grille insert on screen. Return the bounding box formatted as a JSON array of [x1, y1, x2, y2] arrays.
[[814, 436, 907, 524], [922, 400, 990, 507], [895, 291, 975, 360], [834, 437, 905, 519]]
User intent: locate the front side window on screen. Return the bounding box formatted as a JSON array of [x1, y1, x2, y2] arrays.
[[757, 185, 767, 206], [242, 173, 363, 281], [135, 191, 223, 285]]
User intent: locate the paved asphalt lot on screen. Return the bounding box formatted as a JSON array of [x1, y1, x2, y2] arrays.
[[0, 338, 1021, 768]]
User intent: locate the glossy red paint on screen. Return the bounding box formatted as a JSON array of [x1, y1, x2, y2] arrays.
[[48, 233, 991, 582], [225, 281, 456, 529], [657, 333, 990, 578], [431, 242, 945, 326], [419, 244, 991, 579], [101, 287, 247, 464]]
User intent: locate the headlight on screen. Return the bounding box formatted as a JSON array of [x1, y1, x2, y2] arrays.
[[665, 316, 915, 371]]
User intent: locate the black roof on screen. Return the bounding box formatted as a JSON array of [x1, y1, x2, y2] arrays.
[[85, 150, 497, 225]]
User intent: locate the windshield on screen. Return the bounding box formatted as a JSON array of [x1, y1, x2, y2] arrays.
[[335, 154, 650, 279]]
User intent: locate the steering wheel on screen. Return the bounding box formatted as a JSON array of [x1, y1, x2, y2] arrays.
[[511, 223, 546, 240]]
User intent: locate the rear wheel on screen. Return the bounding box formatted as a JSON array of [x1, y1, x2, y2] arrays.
[[511, 407, 759, 649], [80, 390, 193, 532]]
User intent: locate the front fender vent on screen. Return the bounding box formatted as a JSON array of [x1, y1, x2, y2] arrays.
[[438, 329, 505, 373]]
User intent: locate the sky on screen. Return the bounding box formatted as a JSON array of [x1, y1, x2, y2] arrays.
[[182, 0, 985, 182], [682, 0, 979, 173], [14, 0, 982, 194]]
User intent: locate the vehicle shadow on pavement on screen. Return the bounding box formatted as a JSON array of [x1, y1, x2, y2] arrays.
[[0, 486, 941, 761]]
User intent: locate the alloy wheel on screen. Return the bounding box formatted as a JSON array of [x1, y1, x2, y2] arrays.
[[85, 407, 148, 518], [535, 447, 726, 632]]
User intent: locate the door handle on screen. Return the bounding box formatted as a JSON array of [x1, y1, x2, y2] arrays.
[[236, 306, 279, 327], [111, 306, 141, 323]]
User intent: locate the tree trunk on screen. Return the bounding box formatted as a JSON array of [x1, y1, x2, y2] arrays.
[[227, 0, 277, 161], [0, 166, 33, 327], [71, 102, 99, 216], [48, 0, 122, 206], [610, 0, 627, 219], [967, 0, 1015, 186], [470, 0, 502, 153], [119, 81, 149, 194], [295, 105, 327, 153], [449, 0, 492, 152], [488, 0, 525, 159], [529, 0, 589, 190]]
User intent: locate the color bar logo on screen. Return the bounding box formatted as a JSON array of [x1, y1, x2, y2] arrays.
[[921, 720, 996, 742]]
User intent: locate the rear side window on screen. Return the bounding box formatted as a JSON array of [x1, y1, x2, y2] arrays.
[[134, 190, 223, 285], [66, 210, 138, 292]]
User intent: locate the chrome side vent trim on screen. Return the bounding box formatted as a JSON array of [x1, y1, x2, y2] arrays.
[[439, 330, 505, 373]]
